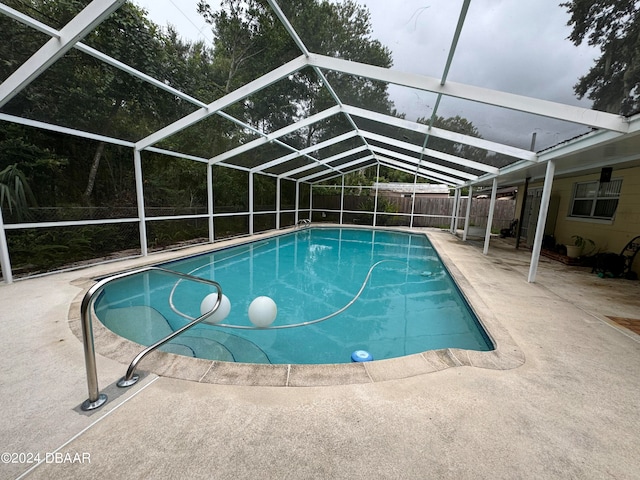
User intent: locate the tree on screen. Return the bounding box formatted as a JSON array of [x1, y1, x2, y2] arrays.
[[422, 115, 487, 163], [1, 1, 180, 204], [562, 0, 640, 114], [197, 0, 394, 140], [1, 1, 230, 208]]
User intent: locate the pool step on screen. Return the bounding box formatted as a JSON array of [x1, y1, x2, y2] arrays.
[[102, 306, 270, 364]]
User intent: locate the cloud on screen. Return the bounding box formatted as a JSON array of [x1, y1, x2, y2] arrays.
[[365, 0, 600, 149], [135, 0, 601, 151]]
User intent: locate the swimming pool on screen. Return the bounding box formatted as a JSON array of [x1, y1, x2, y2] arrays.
[[94, 227, 493, 364]]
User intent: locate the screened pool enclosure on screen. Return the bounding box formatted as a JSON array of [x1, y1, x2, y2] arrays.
[[2, 0, 640, 284]]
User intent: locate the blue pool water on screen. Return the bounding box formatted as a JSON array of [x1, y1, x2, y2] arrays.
[[94, 228, 493, 364]]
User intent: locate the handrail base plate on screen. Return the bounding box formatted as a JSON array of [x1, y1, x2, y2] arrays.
[[117, 375, 139, 388], [81, 393, 108, 411]]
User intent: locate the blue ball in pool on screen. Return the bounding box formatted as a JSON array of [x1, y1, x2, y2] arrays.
[[351, 350, 373, 362]]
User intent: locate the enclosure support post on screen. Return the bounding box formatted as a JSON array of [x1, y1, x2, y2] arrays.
[[515, 177, 529, 249], [309, 184, 313, 222], [0, 207, 13, 284], [528, 160, 555, 283], [249, 172, 254, 235], [133, 149, 147, 256], [450, 188, 460, 234], [276, 177, 281, 230], [294, 181, 300, 225], [373, 164, 380, 226], [483, 178, 498, 255], [207, 163, 214, 242], [463, 185, 473, 241], [454, 188, 462, 232], [409, 170, 418, 229], [340, 175, 345, 225]]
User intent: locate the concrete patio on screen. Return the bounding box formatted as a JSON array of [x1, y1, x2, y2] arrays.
[[1, 228, 639, 479]]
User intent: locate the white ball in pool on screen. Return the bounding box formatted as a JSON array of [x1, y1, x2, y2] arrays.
[[200, 293, 231, 324], [248, 296, 277, 328]]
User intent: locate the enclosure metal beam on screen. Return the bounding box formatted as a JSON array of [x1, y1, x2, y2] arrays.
[[409, 159, 420, 228], [133, 149, 148, 256], [440, 0, 471, 86], [421, 0, 471, 149], [342, 105, 537, 162], [309, 184, 313, 222], [276, 177, 281, 229], [0, 3, 60, 37], [253, 130, 359, 173], [463, 186, 473, 241], [308, 54, 628, 133], [376, 157, 462, 185], [376, 158, 459, 186], [0, 207, 12, 284], [266, 0, 378, 174], [371, 149, 469, 184], [373, 163, 380, 226], [209, 106, 351, 178], [145, 147, 209, 164], [298, 156, 375, 182], [279, 145, 369, 178], [0, 113, 134, 148], [454, 189, 463, 232], [210, 106, 341, 165], [294, 181, 300, 224], [370, 146, 476, 181], [249, 173, 254, 235], [1, 2, 208, 110], [340, 175, 345, 225], [528, 160, 556, 283], [207, 164, 214, 242], [0, 0, 125, 108], [136, 55, 308, 150], [450, 188, 460, 233], [267, 0, 310, 56], [483, 178, 498, 254], [362, 131, 499, 174]]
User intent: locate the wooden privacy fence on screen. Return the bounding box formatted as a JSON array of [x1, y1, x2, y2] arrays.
[[312, 195, 516, 230]]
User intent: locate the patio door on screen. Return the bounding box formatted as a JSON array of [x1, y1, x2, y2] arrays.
[[519, 188, 559, 247]]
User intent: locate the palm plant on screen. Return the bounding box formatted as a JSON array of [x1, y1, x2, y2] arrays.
[[0, 164, 37, 221]]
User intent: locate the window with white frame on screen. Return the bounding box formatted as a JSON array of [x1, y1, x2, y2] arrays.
[[569, 179, 622, 220]]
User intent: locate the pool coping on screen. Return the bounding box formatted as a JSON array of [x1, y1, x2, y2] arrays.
[[67, 226, 525, 387]]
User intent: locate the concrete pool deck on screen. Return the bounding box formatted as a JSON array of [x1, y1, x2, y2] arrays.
[[1, 228, 640, 479]]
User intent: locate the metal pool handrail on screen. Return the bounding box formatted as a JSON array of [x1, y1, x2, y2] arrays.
[[80, 266, 222, 411]]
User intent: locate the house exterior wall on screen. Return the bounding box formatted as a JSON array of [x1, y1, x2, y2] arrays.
[[515, 164, 640, 273]]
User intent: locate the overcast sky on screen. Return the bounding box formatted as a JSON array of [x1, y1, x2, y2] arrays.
[[134, 0, 600, 151]]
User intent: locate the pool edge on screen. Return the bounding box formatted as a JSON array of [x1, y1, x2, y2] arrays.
[[67, 226, 525, 387]]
